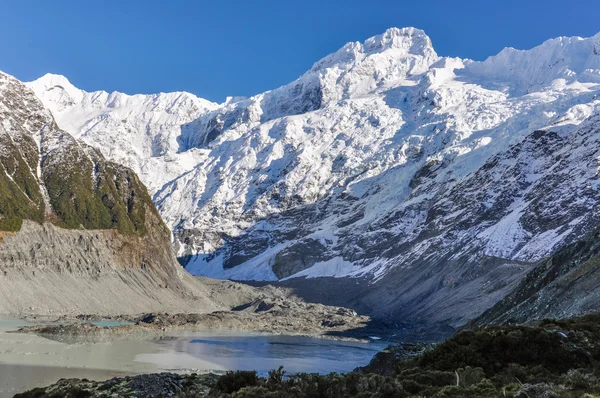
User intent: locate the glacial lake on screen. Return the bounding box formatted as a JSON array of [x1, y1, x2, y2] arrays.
[[0, 316, 389, 397]]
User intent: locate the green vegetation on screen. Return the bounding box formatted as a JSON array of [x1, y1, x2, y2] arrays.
[[42, 146, 151, 236], [207, 370, 403, 398], [0, 133, 45, 231], [0, 133, 156, 235]]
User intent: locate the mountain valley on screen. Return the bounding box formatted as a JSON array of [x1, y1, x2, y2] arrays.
[[22, 28, 600, 330]]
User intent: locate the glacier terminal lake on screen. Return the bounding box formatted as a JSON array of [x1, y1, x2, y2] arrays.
[[0, 316, 388, 397]]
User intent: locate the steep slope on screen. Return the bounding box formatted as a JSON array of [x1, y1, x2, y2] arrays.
[[28, 74, 219, 192], [471, 232, 600, 326], [29, 28, 600, 327], [157, 29, 600, 277], [0, 71, 219, 315], [328, 111, 600, 326], [471, 114, 600, 326]]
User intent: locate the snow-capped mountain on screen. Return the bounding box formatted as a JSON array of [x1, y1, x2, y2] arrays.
[[28, 28, 600, 326], [28, 74, 219, 192], [0, 70, 222, 315]]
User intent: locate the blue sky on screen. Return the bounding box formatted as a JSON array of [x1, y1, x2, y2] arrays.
[[1, 0, 599, 102]]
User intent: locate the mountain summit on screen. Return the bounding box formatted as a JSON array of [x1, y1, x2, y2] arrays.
[[311, 27, 436, 72]]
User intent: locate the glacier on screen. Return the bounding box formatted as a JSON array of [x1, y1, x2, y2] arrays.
[[26, 27, 600, 326]]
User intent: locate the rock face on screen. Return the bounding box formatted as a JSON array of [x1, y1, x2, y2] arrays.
[[28, 29, 600, 327], [0, 220, 221, 315], [0, 71, 219, 315], [469, 114, 600, 326], [473, 227, 600, 326]]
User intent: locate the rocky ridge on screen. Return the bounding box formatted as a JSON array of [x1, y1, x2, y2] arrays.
[[0, 70, 226, 315]]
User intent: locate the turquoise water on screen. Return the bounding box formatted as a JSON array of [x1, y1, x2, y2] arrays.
[[0, 317, 135, 329], [90, 320, 135, 327]]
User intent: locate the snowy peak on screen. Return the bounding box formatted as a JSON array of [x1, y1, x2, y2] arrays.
[[18, 27, 600, 327], [165, 29, 600, 286], [28, 73, 218, 113], [311, 27, 437, 73], [29, 73, 80, 93], [27, 74, 219, 193], [466, 31, 600, 93], [178, 28, 439, 151], [27, 73, 84, 112], [363, 27, 434, 56]]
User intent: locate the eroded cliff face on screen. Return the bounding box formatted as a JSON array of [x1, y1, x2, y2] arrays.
[[0, 220, 222, 315], [0, 71, 220, 315]]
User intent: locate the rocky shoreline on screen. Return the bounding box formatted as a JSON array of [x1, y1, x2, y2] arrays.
[[12, 297, 378, 343], [18, 314, 600, 398], [14, 373, 220, 398]]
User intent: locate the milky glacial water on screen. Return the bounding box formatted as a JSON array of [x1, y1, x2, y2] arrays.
[[144, 333, 389, 375], [0, 316, 388, 397]]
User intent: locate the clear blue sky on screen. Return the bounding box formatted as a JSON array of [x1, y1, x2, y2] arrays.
[[1, 0, 599, 103]]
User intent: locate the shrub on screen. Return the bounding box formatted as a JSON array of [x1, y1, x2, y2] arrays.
[[268, 366, 286, 384], [214, 370, 259, 394]]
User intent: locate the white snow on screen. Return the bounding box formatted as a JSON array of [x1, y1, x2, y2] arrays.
[[281, 257, 358, 280], [27, 74, 219, 193], [26, 28, 600, 281]]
